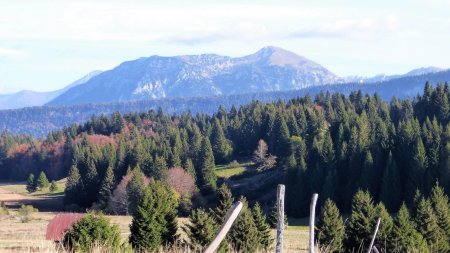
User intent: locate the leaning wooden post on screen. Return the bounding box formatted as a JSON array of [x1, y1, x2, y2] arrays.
[[275, 184, 285, 253], [367, 218, 381, 253], [203, 201, 243, 253], [309, 193, 318, 253]]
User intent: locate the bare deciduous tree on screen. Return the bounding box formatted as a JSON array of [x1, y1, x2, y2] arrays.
[[253, 139, 277, 171], [167, 167, 196, 197]]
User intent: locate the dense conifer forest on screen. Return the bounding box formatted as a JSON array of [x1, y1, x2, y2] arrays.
[[1, 83, 450, 219]]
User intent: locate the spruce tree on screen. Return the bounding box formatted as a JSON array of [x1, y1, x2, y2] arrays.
[[229, 197, 259, 253], [26, 173, 37, 193], [129, 181, 178, 251], [153, 155, 168, 181], [126, 167, 145, 215], [390, 203, 428, 252], [198, 137, 217, 191], [37, 171, 49, 190], [430, 182, 450, 246], [184, 208, 217, 251], [374, 203, 393, 250], [64, 165, 82, 205], [271, 112, 291, 158], [98, 166, 115, 208], [316, 199, 345, 252], [345, 190, 376, 251], [415, 197, 447, 252], [211, 118, 233, 164], [212, 184, 234, 222], [252, 202, 273, 252], [380, 152, 402, 212]]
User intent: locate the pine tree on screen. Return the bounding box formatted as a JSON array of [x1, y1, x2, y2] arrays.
[[198, 137, 217, 191], [415, 197, 447, 252], [252, 202, 273, 252], [316, 199, 345, 252], [390, 203, 428, 252], [211, 118, 233, 164], [184, 208, 217, 251], [153, 155, 168, 181], [64, 165, 82, 205], [49, 180, 58, 192], [345, 190, 376, 251], [430, 182, 450, 246], [37, 171, 49, 190], [98, 166, 115, 208], [212, 184, 234, 222], [380, 152, 402, 212], [374, 203, 393, 250], [129, 181, 178, 251], [270, 112, 291, 158], [268, 203, 288, 229], [229, 197, 259, 253], [26, 173, 37, 193], [126, 167, 145, 215]]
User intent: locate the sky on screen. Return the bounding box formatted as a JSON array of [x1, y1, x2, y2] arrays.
[[1, 0, 450, 93]]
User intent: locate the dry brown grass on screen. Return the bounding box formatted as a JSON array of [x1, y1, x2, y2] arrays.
[[0, 182, 309, 253]]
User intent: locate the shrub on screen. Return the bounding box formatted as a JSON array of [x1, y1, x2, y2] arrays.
[[0, 201, 9, 216], [18, 205, 38, 223], [63, 213, 122, 252], [49, 180, 59, 192]]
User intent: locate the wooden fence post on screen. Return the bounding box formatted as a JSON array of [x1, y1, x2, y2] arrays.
[[309, 193, 318, 253], [275, 184, 285, 253], [367, 218, 381, 253], [203, 201, 243, 253]]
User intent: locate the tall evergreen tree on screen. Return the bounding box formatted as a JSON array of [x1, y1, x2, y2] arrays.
[[36, 171, 49, 190], [98, 166, 115, 208], [252, 202, 273, 252], [211, 118, 233, 164], [316, 199, 345, 252], [345, 190, 376, 251], [64, 165, 82, 206], [229, 197, 259, 253], [270, 112, 291, 158], [198, 137, 217, 191], [415, 197, 447, 252], [380, 152, 402, 212], [126, 167, 146, 215], [26, 173, 37, 193], [184, 208, 217, 251], [430, 182, 450, 245], [129, 180, 178, 251], [389, 203, 428, 252], [212, 184, 234, 222]]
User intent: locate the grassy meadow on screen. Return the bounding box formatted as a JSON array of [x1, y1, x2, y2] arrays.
[[0, 168, 309, 252]]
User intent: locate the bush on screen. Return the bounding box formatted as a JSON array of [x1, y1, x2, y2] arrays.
[[18, 205, 38, 223], [49, 180, 59, 192], [0, 201, 9, 216], [228, 160, 240, 168], [63, 213, 122, 252]]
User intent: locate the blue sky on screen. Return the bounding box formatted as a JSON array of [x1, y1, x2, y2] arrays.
[[1, 0, 450, 93]]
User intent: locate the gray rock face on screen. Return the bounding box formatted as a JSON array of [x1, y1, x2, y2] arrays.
[[47, 46, 340, 106]]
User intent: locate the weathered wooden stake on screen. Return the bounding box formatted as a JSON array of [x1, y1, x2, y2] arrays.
[[309, 193, 318, 253], [203, 201, 243, 253], [275, 184, 285, 253], [367, 218, 381, 253]]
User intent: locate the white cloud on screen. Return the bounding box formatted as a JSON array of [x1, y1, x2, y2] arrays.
[[0, 47, 28, 59]]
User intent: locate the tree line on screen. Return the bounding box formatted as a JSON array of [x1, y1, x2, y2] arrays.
[[1, 82, 450, 216]]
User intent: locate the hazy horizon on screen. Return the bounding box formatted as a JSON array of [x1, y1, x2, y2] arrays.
[[1, 0, 450, 93]]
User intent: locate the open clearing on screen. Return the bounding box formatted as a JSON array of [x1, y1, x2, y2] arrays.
[[0, 182, 309, 252]]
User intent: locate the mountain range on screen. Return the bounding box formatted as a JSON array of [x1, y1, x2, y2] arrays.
[[0, 46, 447, 110], [0, 71, 101, 109]]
